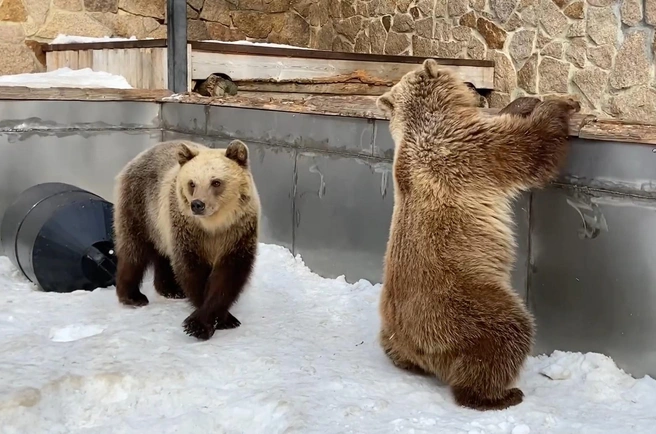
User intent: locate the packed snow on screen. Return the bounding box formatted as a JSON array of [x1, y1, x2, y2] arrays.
[[50, 35, 144, 44], [200, 40, 310, 50], [0, 67, 133, 89], [0, 244, 654, 433]]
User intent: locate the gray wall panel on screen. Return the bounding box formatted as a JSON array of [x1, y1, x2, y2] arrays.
[[206, 106, 375, 155], [0, 101, 160, 130], [161, 130, 224, 147], [372, 120, 395, 160], [511, 192, 531, 301], [0, 130, 161, 254], [559, 139, 656, 194], [161, 102, 207, 135], [529, 187, 656, 377], [293, 151, 393, 284]]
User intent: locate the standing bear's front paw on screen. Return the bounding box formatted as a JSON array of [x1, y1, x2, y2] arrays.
[[182, 311, 215, 340]]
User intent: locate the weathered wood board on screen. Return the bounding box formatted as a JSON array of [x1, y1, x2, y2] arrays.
[[45, 47, 171, 90], [42, 40, 494, 92], [191, 50, 495, 90], [44, 44, 192, 91]]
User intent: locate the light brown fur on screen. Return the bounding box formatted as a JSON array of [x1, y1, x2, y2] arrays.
[[113, 139, 260, 340], [377, 59, 580, 410], [150, 142, 260, 260]]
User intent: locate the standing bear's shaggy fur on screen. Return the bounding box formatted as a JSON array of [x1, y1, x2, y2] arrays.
[[376, 59, 580, 411], [113, 139, 260, 341]]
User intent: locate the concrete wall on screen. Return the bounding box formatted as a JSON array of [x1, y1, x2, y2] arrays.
[[0, 98, 654, 379], [0, 100, 161, 212]]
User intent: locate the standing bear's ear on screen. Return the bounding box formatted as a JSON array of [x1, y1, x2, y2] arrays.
[[422, 58, 441, 78], [178, 143, 199, 166], [377, 92, 395, 116], [225, 140, 249, 167]]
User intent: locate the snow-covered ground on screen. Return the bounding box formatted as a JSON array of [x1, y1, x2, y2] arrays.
[[0, 67, 133, 89], [0, 244, 654, 434]]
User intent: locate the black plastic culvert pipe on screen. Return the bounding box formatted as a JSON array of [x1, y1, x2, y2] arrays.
[[0, 182, 117, 293]]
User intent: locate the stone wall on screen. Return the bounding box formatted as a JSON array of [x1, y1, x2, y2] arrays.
[[300, 0, 656, 121], [1, 0, 654, 121], [0, 0, 312, 76], [0, 0, 170, 75]]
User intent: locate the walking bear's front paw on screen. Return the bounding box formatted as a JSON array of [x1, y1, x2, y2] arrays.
[[183, 311, 215, 340]]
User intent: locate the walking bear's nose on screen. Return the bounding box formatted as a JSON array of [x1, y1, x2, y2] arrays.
[[191, 200, 205, 215]]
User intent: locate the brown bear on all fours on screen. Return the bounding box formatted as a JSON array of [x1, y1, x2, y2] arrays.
[[112, 139, 260, 341], [376, 59, 580, 411]]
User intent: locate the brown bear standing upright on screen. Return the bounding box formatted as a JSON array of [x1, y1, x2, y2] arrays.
[[113, 139, 260, 341], [376, 59, 580, 411]]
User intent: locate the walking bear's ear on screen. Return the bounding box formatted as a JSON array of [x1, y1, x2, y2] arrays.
[[225, 140, 249, 168], [178, 143, 199, 166]]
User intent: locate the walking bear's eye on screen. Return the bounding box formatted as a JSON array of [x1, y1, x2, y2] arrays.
[[211, 180, 222, 188], [188, 181, 195, 190]]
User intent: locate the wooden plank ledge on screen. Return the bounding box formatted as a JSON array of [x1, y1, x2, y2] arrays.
[[190, 41, 493, 67], [167, 92, 386, 119], [0, 86, 173, 101], [165, 92, 655, 145], [41, 39, 168, 52], [232, 71, 397, 96], [578, 119, 656, 145]]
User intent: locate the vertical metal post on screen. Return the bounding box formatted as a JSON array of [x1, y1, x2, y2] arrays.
[[167, 0, 188, 93]]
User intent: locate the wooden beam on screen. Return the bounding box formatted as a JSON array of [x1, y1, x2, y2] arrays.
[[0, 86, 173, 101], [41, 39, 168, 52], [190, 41, 494, 67], [235, 81, 391, 95], [166, 92, 655, 144], [42, 39, 494, 68], [171, 91, 386, 119], [191, 51, 495, 90], [578, 119, 656, 145], [231, 71, 397, 95]]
